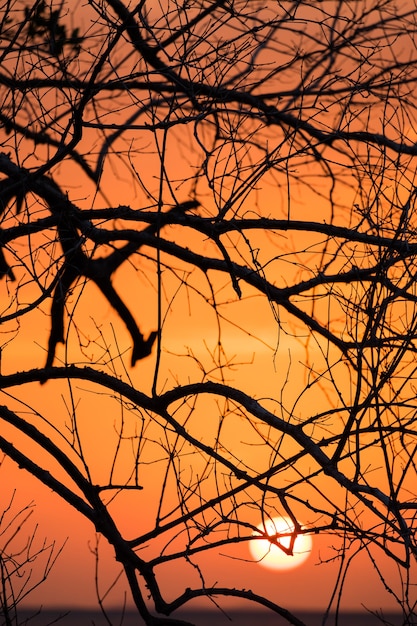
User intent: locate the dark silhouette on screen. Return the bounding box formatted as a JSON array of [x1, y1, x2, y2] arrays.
[[1, 2, 417, 625]]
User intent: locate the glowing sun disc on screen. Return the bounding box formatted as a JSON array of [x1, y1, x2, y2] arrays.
[[249, 516, 312, 570]]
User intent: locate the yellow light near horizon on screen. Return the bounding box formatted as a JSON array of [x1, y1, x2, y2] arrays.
[[249, 517, 312, 570]]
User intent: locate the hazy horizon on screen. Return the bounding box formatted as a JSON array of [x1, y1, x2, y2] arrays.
[[14, 607, 407, 626]]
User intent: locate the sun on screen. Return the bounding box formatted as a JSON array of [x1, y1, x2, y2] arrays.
[[249, 516, 312, 570]]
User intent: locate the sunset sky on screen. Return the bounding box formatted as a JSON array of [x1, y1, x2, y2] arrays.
[[1, 0, 416, 621], [0, 275, 408, 614]]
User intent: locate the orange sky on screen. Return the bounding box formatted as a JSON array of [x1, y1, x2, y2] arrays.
[[1, 0, 417, 619], [0, 142, 412, 615], [1, 238, 410, 614], [1, 331, 408, 613]]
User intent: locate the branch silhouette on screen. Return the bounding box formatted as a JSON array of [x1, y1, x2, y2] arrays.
[[0, 153, 198, 368]]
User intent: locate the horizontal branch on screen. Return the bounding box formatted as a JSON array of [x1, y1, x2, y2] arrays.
[[0, 367, 395, 522]]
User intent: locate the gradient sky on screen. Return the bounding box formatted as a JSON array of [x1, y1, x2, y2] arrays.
[[1, 312, 407, 613], [0, 148, 409, 616], [1, 0, 415, 619]]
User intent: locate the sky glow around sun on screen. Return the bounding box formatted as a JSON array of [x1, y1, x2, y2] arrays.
[[249, 516, 312, 570]]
